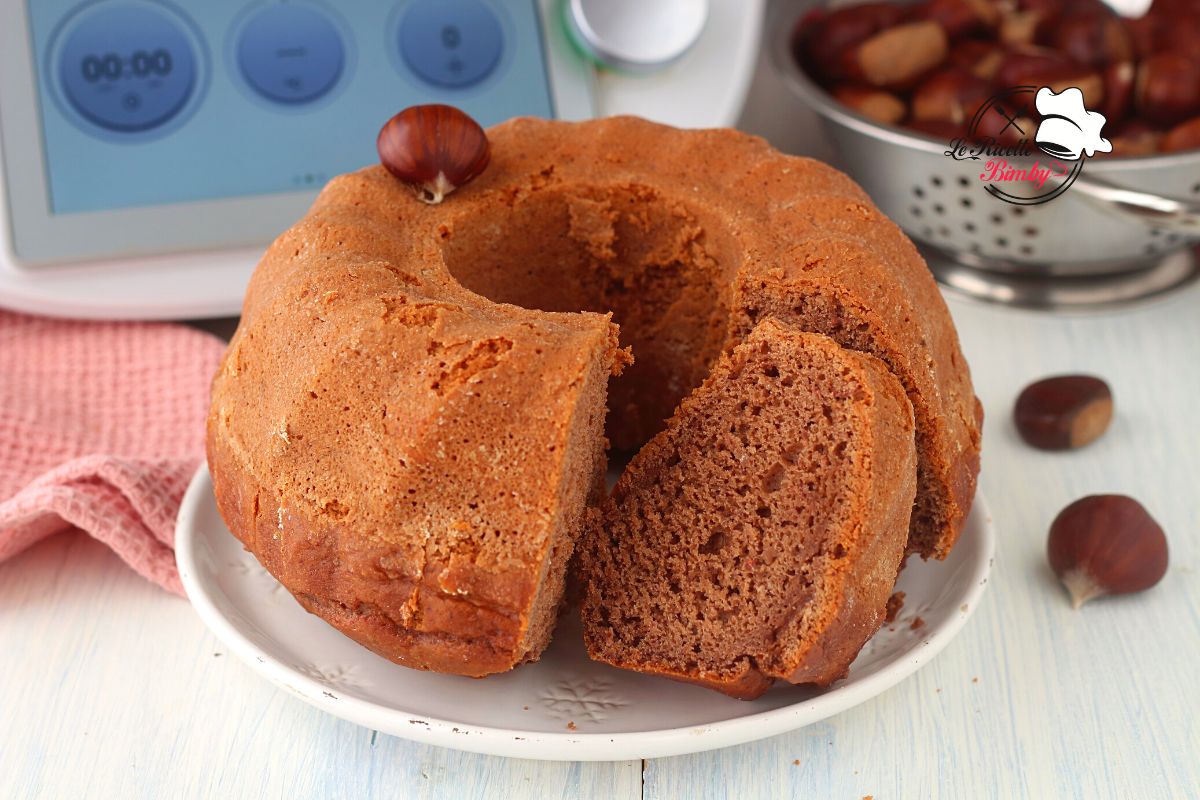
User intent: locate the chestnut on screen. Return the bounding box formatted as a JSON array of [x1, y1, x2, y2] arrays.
[[377, 105, 490, 204], [833, 85, 908, 125], [995, 48, 1103, 105], [1148, 0, 1199, 17], [999, 10, 1050, 46], [1123, 15, 1160, 59], [1014, 375, 1112, 450], [947, 39, 1005, 81], [1108, 122, 1163, 157], [1101, 61, 1135, 124], [794, 2, 906, 84], [910, 0, 999, 40], [797, 0, 1196, 146], [912, 69, 993, 125], [1135, 53, 1200, 128], [1048, 10, 1133, 69], [1048, 495, 1168, 609], [1161, 116, 1200, 153], [1155, 13, 1200, 56], [994, 47, 1072, 86], [847, 21, 950, 88], [1018, 0, 1102, 12]]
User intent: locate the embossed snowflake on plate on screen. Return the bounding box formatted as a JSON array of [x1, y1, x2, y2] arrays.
[[537, 676, 629, 724], [227, 557, 289, 598], [295, 663, 370, 693]]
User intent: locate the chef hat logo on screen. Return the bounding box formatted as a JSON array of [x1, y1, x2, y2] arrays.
[[1034, 87, 1112, 161]]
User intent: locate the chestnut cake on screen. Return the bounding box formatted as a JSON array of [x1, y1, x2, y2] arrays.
[[578, 320, 917, 699], [208, 114, 981, 683]]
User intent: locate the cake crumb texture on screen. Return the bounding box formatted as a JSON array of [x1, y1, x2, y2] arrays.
[[578, 320, 917, 698]]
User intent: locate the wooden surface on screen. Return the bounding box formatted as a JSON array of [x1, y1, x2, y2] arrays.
[[4, 279, 1198, 799]]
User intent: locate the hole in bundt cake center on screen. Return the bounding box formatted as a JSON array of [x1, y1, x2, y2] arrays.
[[439, 184, 738, 450]]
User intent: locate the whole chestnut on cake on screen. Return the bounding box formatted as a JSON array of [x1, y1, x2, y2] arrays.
[[377, 104, 490, 204]]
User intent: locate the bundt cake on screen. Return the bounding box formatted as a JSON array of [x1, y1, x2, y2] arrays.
[[207, 114, 981, 681], [578, 320, 917, 699]]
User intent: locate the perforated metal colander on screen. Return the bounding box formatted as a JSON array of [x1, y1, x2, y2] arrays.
[[771, 1, 1200, 308]]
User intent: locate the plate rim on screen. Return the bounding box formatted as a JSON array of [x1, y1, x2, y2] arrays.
[[176, 463, 994, 761]]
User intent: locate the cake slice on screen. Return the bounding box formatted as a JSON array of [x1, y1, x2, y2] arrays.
[[578, 319, 917, 699]]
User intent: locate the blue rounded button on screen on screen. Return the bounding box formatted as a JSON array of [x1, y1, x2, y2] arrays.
[[238, 5, 345, 105], [57, 1, 198, 134], [399, 0, 504, 88]]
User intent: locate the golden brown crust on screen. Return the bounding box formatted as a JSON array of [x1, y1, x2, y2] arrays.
[[208, 231, 622, 675], [210, 416, 522, 674]]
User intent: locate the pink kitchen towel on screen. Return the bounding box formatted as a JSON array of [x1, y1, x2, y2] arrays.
[[0, 310, 225, 594]]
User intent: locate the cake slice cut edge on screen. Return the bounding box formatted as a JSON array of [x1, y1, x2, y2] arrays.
[[577, 318, 918, 699]]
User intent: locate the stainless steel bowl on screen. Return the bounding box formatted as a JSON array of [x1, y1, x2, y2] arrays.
[[771, 2, 1200, 308]]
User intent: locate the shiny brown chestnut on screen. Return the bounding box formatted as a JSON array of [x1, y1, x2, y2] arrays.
[[1122, 14, 1160, 59], [794, 3, 906, 84], [910, 0, 999, 40], [377, 104, 490, 204], [845, 20, 949, 88], [1161, 117, 1200, 153], [1018, 0, 1105, 14], [832, 85, 908, 125], [912, 69, 993, 125], [1047, 10, 1133, 69], [1100, 61, 1135, 123], [995, 48, 1103, 102], [1135, 53, 1200, 128], [947, 39, 1005, 81], [1014, 374, 1113, 450], [999, 10, 1050, 46], [1109, 122, 1163, 156], [1048, 495, 1169, 609], [1155, 11, 1200, 55]]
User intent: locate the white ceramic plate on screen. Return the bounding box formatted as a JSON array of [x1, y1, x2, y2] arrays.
[[176, 464, 993, 761]]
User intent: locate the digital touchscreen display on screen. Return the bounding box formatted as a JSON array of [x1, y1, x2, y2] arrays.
[[26, 0, 554, 215]]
